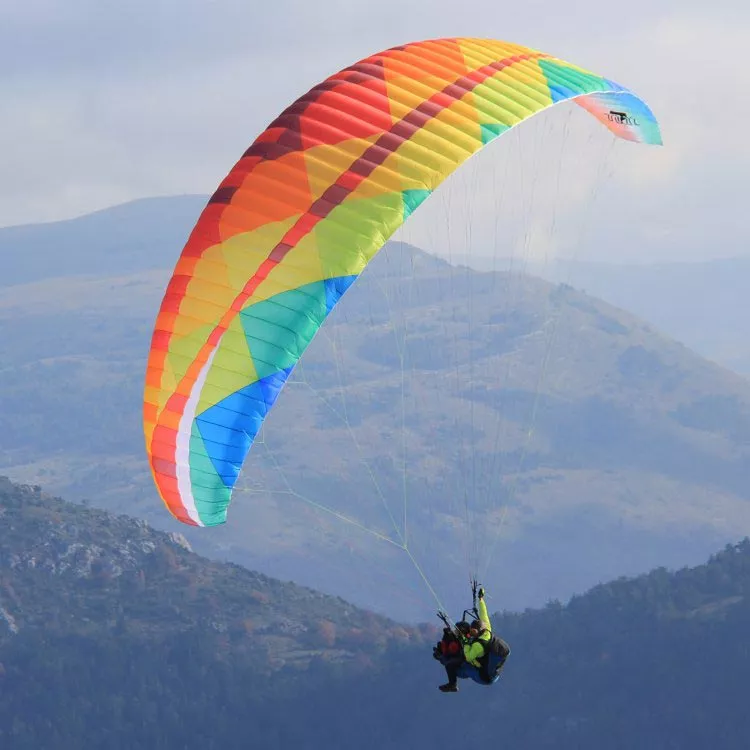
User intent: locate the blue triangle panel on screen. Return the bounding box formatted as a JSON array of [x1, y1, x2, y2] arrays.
[[195, 366, 293, 487], [324, 275, 358, 314]]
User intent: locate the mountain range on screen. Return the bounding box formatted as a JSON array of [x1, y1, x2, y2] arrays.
[[1, 197, 749, 620]]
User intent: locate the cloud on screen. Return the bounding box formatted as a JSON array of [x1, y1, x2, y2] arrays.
[[2, 0, 749, 262]]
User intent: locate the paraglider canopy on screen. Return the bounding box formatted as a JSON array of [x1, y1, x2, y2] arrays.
[[143, 37, 662, 529]]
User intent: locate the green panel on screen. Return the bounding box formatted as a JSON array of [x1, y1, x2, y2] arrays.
[[188, 424, 231, 526], [480, 123, 510, 145], [402, 188, 432, 218], [239, 282, 328, 380], [539, 59, 607, 97]]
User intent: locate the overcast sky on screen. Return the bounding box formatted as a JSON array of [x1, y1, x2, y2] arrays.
[[3, 0, 749, 263]]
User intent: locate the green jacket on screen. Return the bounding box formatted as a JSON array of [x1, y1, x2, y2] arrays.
[[462, 598, 492, 667]]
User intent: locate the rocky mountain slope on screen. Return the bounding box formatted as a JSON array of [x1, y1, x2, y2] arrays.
[[2, 475, 750, 749]]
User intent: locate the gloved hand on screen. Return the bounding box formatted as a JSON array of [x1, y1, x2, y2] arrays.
[[478, 587, 485, 600]]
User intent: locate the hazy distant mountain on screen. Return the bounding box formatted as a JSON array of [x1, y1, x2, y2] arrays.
[[1, 198, 749, 621], [0, 195, 207, 288], [2, 476, 750, 750], [4, 196, 747, 376], [457, 253, 750, 377], [556, 257, 750, 377]]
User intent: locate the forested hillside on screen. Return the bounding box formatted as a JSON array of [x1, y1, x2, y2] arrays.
[[2, 477, 750, 749]]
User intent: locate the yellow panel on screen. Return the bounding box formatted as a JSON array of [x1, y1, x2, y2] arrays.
[[212, 215, 299, 294], [196, 313, 257, 413], [304, 134, 380, 201], [258, 228, 326, 295]]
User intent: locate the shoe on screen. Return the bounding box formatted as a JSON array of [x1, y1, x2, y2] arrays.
[[438, 683, 458, 692]]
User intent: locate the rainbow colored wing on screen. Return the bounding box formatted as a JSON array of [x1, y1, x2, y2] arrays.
[[144, 37, 662, 527]]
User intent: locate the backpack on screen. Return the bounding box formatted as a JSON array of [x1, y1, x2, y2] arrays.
[[476, 635, 511, 683]]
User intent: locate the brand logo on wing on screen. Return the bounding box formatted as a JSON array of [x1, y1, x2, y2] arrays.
[[607, 110, 639, 127]]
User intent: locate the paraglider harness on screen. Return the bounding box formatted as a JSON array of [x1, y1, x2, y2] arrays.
[[434, 582, 510, 685]]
